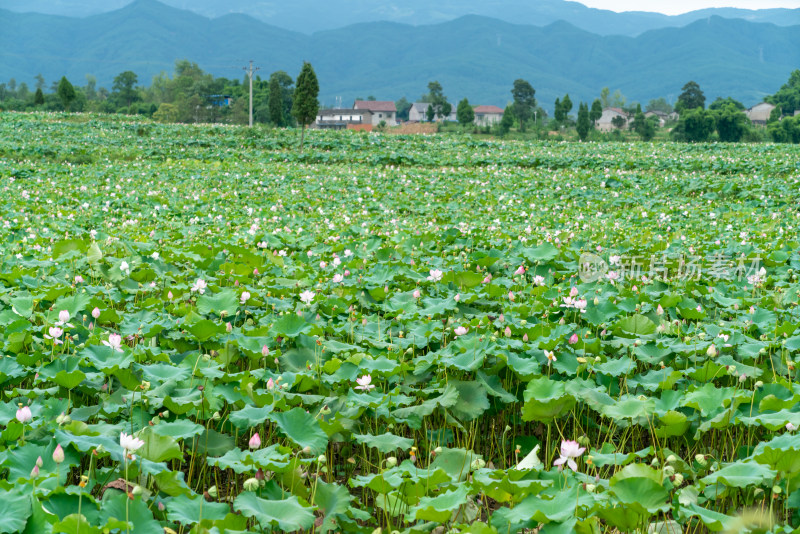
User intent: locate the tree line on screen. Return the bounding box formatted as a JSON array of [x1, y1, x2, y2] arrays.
[[1, 63, 798, 144]]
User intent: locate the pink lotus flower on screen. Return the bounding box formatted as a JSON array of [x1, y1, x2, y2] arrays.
[[787, 423, 797, 432], [333, 274, 344, 283], [120, 432, 145, 455], [532, 275, 545, 286], [267, 378, 275, 390], [523, 333, 529, 342], [508, 291, 515, 302], [191, 279, 207, 294], [568, 334, 579, 345], [262, 345, 269, 356], [300, 290, 315, 305], [454, 326, 468, 336], [45, 326, 64, 344], [569, 287, 579, 298], [454, 293, 460, 302], [249, 433, 262, 449], [92, 307, 101, 319], [53, 444, 65, 464], [482, 275, 491, 284], [102, 333, 123, 352], [514, 265, 525, 276], [240, 291, 251, 304], [656, 304, 664, 316], [355, 375, 375, 391], [226, 322, 232, 333], [427, 269, 443, 282], [74, 275, 84, 284], [16, 405, 32, 423], [504, 326, 512, 338], [553, 440, 585, 471], [413, 289, 421, 299]]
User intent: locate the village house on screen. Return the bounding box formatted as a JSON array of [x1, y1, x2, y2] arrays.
[[314, 108, 372, 129], [596, 107, 629, 132], [644, 110, 668, 127], [745, 102, 776, 125], [474, 105, 504, 126], [353, 100, 397, 126], [408, 102, 457, 122]]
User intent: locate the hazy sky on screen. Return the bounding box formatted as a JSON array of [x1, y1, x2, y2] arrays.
[[578, 0, 800, 14]]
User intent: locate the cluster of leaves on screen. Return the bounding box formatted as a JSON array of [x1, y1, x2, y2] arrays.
[[0, 112, 800, 533]]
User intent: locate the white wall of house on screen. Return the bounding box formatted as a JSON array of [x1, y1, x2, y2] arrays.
[[597, 109, 629, 132], [746, 103, 776, 124], [475, 113, 502, 126]]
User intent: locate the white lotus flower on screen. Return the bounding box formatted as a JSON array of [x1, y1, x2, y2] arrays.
[[300, 290, 315, 305]]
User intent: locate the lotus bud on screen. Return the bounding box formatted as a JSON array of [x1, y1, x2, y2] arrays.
[[56, 412, 71, 425], [434, 446, 443, 454], [317, 455, 327, 464], [31, 465, 39, 478], [650, 457, 660, 467], [666, 455, 677, 464], [504, 326, 511, 338], [36, 456, 44, 468], [585, 483, 596, 493], [243, 478, 260, 491], [207, 486, 218, 498], [706, 344, 717, 357], [53, 444, 65, 464], [386, 456, 397, 468], [132, 485, 143, 496], [212, 411, 221, 421], [754, 381, 763, 388], [593, 296, 600, 306]]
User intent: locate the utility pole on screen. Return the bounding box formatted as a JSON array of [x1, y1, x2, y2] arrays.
[[243, 60, 260, 127]]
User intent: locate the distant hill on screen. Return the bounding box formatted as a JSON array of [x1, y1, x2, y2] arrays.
[[0, 0, 798, 36], [1, 0, 798, 109]]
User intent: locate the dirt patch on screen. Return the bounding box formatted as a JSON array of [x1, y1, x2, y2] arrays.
[[389, 123, 438, 135]]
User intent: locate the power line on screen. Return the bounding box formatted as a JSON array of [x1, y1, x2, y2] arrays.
[[243, 60, 261, 128]]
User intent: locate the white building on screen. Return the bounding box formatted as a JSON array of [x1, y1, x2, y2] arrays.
[[353, 101, 397, 126]]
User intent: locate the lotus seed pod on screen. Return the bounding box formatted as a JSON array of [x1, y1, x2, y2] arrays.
[[386, 456, 397, 468], [663, 465, 675, 477], [131, 485, 143, 496], [672, 473, 684, 486], [207, 486, 218, 498], [317, 455, 327, 464], [666, 455, 678, 464], [243, 478, 259, 491]]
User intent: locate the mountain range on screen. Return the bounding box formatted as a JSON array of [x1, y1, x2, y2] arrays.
[[1, 0, 798, 110], [1, 0, 798, 36]]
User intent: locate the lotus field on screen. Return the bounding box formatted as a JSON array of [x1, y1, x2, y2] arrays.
[[3, 112, 800, 533]]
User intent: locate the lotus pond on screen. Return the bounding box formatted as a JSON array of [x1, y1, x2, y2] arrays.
[[1, 112, 800, 533]]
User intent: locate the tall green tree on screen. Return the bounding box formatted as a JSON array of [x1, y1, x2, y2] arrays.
[[268, 75, 283, 126], [422, 81, 450, 120], [396, 97, 412, 121], [590, 99, 603, 125], [33, 87, 44, 106], [57, 76, 76, 111], [766, 69, 800, 115], [511, 79, 536, 132], [632, 104, 655, 141], [554, 98, 562, 122], [561, 94, 573, 118], [576, 102, 591, 141], [268, 71, 295, 126], [676, 81, 705, 113], [456, 98, 474, 127], [714, 103, 748, 142], [426, 104, 435, 122], [672, 108, 715, 142], [112, 71, 139, 107], [292, 61, 319, 150], [498, 104, 514, 135]]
